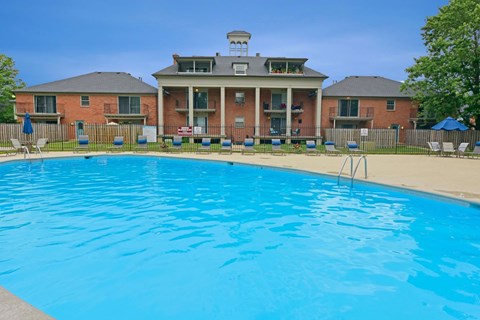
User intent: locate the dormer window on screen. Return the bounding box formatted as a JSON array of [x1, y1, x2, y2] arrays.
[[233, 63, 248, 75], [177, 58, 214, 73], [266, 58, 306, 75]]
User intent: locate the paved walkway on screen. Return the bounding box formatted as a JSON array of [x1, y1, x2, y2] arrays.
[[1, 152, 479, 204]]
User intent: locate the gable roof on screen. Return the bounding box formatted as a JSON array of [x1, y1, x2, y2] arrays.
[[16, 72, 157, 94], [323, 76, 413, 98], [153, 56, 327, 78]]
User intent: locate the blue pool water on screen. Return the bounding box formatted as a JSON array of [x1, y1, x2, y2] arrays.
[[0, 156, 479, 319]]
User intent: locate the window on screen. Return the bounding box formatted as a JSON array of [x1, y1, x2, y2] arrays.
[[35, 96, 56, 113], [235, 92, 245, 104], [271, 90, 287, 110], [338, 99, 359, 117], [387, 100, 395, 111], [178, 59, 213, 73], [235, 117, 245, 128], [118, 96, 140, 114], [267, 60, 304, 74], [81, 96, 90, 107], [233, 63, 247, 75], [186, 90, 208, 109]]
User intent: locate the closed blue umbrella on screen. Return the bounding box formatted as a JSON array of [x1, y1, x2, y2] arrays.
[[23, 113, 34, 141], [432, 117, 468, 131]]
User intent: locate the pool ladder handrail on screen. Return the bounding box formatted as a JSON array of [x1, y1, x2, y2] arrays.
[[337, 155, 367, 186], [23, 145, 44, 162]]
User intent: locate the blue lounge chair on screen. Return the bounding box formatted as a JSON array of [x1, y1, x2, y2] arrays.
[[306, 140, 320, 155], [198, 138, 211, 153], [219, 139, 232, 154], [108, 136, 124, 152], [242, 138, 255, 155], [346, 141, 363, 154], [135, 135, 148, 152], [171, 136, 182, 152], [271, 138, 285, 155], [74, 135, 90, 153], [325, 141, 341, 156]]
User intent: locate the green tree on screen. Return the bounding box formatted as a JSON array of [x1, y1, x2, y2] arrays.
[[0, 54, 25, 123], [402, 0, 480, 127]]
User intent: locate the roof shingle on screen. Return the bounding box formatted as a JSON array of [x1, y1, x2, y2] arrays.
[[16, 72, 157, 94], [323, 76, 413, 98]]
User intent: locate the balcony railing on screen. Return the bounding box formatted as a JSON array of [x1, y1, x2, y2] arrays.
[[263, 103, 304, 114], [329, 107, 374, 120]]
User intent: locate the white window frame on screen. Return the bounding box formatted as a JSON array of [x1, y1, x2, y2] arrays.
[[81, 95, 90, 107], [386, 99, 396, 111], [234, 116, 245, 128], [235, 92, 245, 104], [233, 63, 247, 76]]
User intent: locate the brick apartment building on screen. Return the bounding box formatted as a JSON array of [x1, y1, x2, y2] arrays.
[[14, 31, 417, 140]]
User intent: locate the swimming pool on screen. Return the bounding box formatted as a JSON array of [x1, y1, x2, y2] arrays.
[[0, 155, 479, 319]]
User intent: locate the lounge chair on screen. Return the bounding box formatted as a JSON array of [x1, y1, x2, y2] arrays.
[[324, 141, 341, 156], [198, 138, 211, 153], [271, 138, 285, 155], [346, 141, 363, 154], [219, 139, 232, 154], [242, 138, 255, 155], [74, 135, 90, 153], [10, 139, 30, 156], [171, 135, 182, 152], [305, 140, 320, 156], [134, 135, 148, 152], [108, 136, 124, 152], [33, 138, 48, 154], [427, 142, 441, 156], [456, 142, 469, 158], [442, 142, 455, 156], [0, 140, 18, 156], [471, 141, 480, 158]]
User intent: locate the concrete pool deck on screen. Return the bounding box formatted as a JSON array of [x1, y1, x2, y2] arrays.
[[1, 151, 479, 204]]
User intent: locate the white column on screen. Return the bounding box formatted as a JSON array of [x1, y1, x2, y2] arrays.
[[316, 87, 323, 144], [286, 87, 292, 143], [158, 85, 164, 135], [188, 86, 194, 126], [255, 87, 260, 138], [220, 86, 225, 138]]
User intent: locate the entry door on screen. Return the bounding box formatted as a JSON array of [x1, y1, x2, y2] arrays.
[[271, 117, 286, 134], [190, 115, 208, 134], [76, 121, 85, 137]]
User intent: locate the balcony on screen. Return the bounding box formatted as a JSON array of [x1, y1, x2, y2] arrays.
[[15, 102, 65, 120], [263, 103, 304, 114], [329, 107, 374, 121], [175, 106, 216, 113], [104, 104, 150, 122]]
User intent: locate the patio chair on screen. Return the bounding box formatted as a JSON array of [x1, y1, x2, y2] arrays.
[[346, 141, 363, 154], [456, 142, 469, 158], [0, 139, 19, 156], [33, 138, 48, 154], [325, 141, 341, 156], [171, 135, 182, 152], [442, 142, 455, 156], [271, 138, 285, 155], [219, 139, 232, 154], [242, 138, 255, 155], [292, 128, 300, 136], [472, 141, 480, 158], [305, 140, 320, 156], [198, 138, 211, 153], [270, 128, 279, 136], [427, 142, 441, 156], [134, 135, 148, 152], [108, 136, 124, 152], [74, 135, 90, 153]]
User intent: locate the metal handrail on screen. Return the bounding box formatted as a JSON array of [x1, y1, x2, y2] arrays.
[[338, 155, 368, 186], [351, 155, 368, 186]]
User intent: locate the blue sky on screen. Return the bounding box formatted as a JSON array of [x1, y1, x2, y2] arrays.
[[2, 0, 448, 88]]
